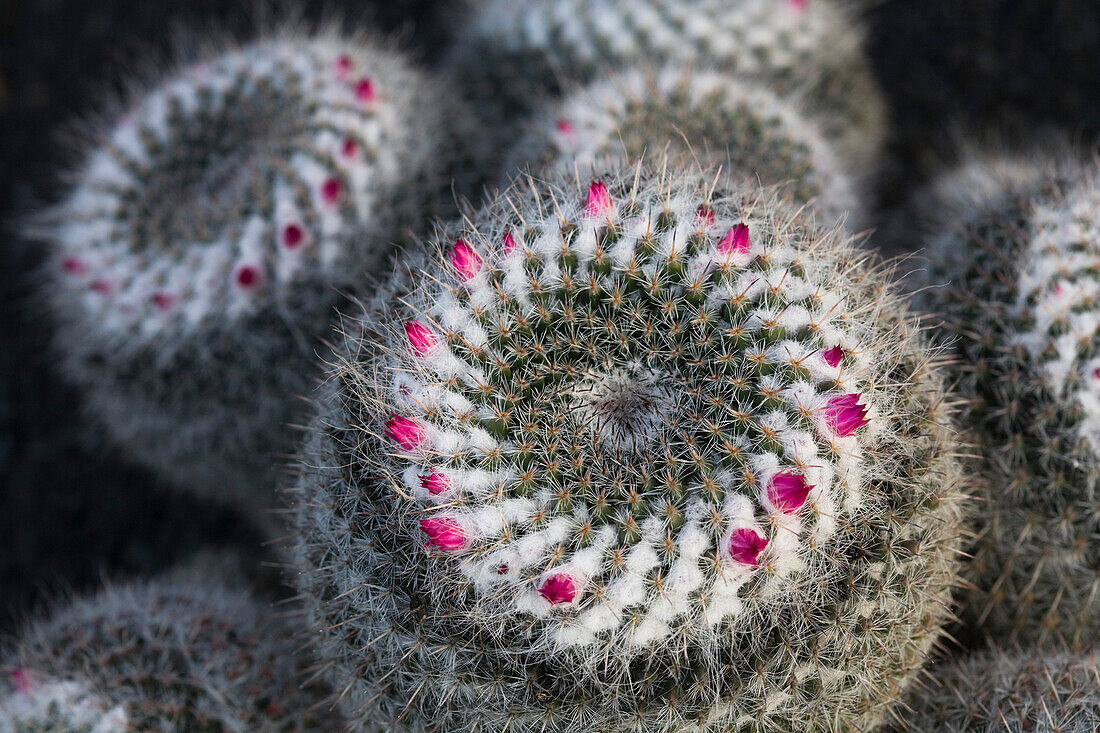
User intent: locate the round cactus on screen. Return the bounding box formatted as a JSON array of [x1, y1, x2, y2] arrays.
[[290, 164, 966, 731], [448, 0, 885, 170], [0, 556, 336, 732], [904, 647, 1100, 732], [35, 28, 476, 511], [508, 67, 861, 223], [913, 150, 1100, 648]]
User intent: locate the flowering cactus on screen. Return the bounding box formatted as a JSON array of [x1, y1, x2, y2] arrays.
[[904, 647, 1100, 732], [913, 149, 1100, 648], [508, 67, 861, 222], [448, 0, 885, 170], [0, 555, 336, 731], [290, 164, 966, 731], [34, 28, 476, 511]]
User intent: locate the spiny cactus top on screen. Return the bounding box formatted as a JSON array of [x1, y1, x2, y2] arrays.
[[0, 557, 335, 732], [508, 67, 860, 223], [39, 28, 475, 510], [449, 0, 885, 170], [904, 647, 1100, 733], [292, 164, 965, 731], [914, 150, 1100, 648]]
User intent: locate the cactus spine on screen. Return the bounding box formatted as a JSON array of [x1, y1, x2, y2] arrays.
[[449, 0, 885, 170], [0, 556, 336, 732], [291, 163, 965, 731], [914, 149, 1100, 648], [904, 647, 1100, 732], [36, 27, 475, 511]]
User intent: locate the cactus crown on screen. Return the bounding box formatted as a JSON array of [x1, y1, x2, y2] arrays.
[[511, 67, 859, 221], [294, 163, 965, 730], [48, 31, 439, 353]]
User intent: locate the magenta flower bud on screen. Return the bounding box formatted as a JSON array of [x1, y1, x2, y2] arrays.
[[420, 516, 466, 551], [419, 471, 449, 495], [769, 471, 813, 514], [450, 239, 482, 281], [824, 393, 870, 437], [789, 0, 808, 10], [386, 414, 424, 451], [10, 668, 34, 695], [335, 54, 353, 78], [584, 179, 614, 218], [405, 320, 438, 357], [718, 223, 750, 255], [728, 528, 769, 566], [695, 205, 716, 227], [556, 118, 574, 134], [502, 231, 517, 254], [355, 77, 376, 103], [822, 345, 844, 368], [539, 573, 577, 605]]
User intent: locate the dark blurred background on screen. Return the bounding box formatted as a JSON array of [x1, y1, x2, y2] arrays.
[[1, 0, 1099, 634]]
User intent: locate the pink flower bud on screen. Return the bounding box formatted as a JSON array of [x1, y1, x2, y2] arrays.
[[10, 668, 34, 695], [502, 231, 517, 255], [584, 179, 614, 218], [821, 345, 844, 368], [90, 279, 112, 295], [62, 256, 88, 275], [386, 414, 424, 451], [234, 264, 262, 289], [695, 205, 716, 227], [769, 471, 813, 514], [321, 177, 343, 205], [789, 0, 808, 10], [405, 320, 438, 357], [341, 137, 359, 159], [420, 516, 466, 551], [355, 77, 376, 103], [449, 239, 482, 281], [556, 118, 574, 134], [539, 573, 577, 605], [335, 54, 353, 78], [718, 223, 750, 255], [419, 471, 449, 495], [151, 291, 175, 312], [282, 223, 305, 249], [728, 528, 769, 566], [824, 393, 870, 437]]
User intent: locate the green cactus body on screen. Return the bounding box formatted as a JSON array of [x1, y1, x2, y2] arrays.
[[449, 0, 885, 170], [291, 164, 965, 731], [37, 29, 475, 511], [0, 557, 335, 732], [508, 67, 860, 223], [905, 647, 1100, 732], [915, 151, 1100, 648]]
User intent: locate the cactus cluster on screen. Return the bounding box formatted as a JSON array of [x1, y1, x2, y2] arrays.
[[449, 0, 885, 169], [0, 556, 334, 732], [904, 647, 1100, 732], [508, 67, 861, 222], [291, 164, 965, 731], [38, 28, 474, 511], [914, 150, 1100, 648]]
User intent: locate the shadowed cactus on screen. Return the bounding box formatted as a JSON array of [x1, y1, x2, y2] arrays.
[[913, 149, 1100, 648], [33, 26, 477, 512], [448, 0, 885, 170], [508, 66, 861, 223], [0, 555, 337, 732], [904, 647, 1100, 732], [290, 163, 965, 731]]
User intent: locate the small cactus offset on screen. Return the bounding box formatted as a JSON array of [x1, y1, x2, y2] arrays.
[[904, 647, 1100, 732], [448, 0, 885, 169], [913, 149, 1100, 647], [508, 67, 861, 222], [36, 27, 476, 510], [291, 163, 966, 730], [0, 556, 336, 732]]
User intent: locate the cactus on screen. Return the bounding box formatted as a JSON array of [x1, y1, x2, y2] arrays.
[[912, 149, 1100, 648], [290, 163, 966, 731], [904, 647, 1100, 732], [508, 67, 861, 223], [0, 554, 335, 732], [34, 28, 476, 511], [448, 0, 885, 171]]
